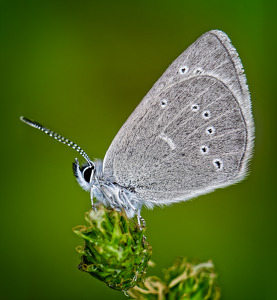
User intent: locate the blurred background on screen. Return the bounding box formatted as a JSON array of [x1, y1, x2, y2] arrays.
[[1, 0, 276, 299]]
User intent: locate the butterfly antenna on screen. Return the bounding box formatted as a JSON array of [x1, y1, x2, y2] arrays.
[[20, 116, 93, 165]]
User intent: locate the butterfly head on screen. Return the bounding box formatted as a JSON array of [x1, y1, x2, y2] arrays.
[[72, 158, 96, 191]]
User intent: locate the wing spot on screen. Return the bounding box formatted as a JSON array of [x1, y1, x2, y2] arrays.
[[202, 110, 211, 119], [200, 145, 209, 154], [191, 104, 199, 111], [194, 67, 203, 75], [206, 126, 215, 135], [160, 99, 168, 108], [159, 133, 176, 150], [213, 159, 223, 170], [179, 65, 189, 74]]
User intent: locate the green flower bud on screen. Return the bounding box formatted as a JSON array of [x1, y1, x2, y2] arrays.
[[127, 257, 221, 299], [73, 204, 152, 291]]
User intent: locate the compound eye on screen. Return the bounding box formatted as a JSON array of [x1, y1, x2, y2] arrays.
[[83, 165, 94, 183]]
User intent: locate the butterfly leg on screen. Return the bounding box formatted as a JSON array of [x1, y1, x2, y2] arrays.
[[137, 215, 145, 227], [90, 188, 97, 211], [100, 184, 127, 211], [120, 190, 136, 211], [135, 204, 145, 228], [100, 185, 117, 207]]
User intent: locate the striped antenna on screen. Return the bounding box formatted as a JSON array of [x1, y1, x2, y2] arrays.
[[20, 116, 93, 165]]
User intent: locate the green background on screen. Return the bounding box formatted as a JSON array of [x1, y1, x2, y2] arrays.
[[1, 0, 276, 299]]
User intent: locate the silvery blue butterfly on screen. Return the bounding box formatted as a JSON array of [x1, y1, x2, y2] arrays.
[[21, 30, 254, 222]]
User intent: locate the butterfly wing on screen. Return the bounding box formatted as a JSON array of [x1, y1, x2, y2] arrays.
[[102, 30, 254, 206]]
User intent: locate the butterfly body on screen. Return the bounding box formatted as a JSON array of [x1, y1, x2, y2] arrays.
[[73, 159, 145, 218]]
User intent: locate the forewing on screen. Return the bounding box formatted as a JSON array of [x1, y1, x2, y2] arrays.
[[103, 30, 254, 205]]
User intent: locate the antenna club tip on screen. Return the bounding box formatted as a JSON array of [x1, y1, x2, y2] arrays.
[[20, 116, 27, 122], [20, 116, 33, 125], [19, 116, 43, 129]]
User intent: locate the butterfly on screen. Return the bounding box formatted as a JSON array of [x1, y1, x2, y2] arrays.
[[20, 30, 254, 223]]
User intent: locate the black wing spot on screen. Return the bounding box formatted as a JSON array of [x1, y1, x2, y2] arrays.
[[179, 65, 189, 74], [194, 67, 203, 75], [192, 104, 199, 111], [213, 159, 223, 170], [160, 99, 168, 108], [202, 110, 211, 119], [200, 145, 209, 154], [206, 126, 215, 135]]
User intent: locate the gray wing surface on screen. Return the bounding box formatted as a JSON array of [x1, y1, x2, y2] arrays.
[[102, 30, 254, 205]]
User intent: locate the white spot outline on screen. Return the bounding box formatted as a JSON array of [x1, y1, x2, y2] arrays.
[[194, 67, 203, 75], [179, 65, 189, 75], [202, 110, 211, 119], [191, 104, 200, 111], [213, 158, 223, 171], [200, 145, 209, 154], [206, 126, 215, 135], [160, 99, 168, 108]]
